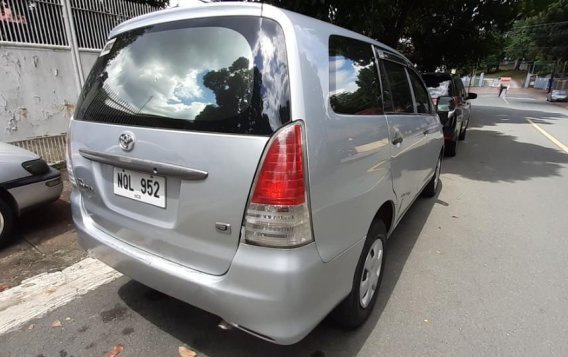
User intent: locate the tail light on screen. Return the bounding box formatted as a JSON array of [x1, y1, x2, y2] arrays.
[[242, 121, 313, 248], [431, 97, 438, 106]]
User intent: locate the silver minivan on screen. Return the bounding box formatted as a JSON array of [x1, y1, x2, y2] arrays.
[[68, 3, 443, 345]]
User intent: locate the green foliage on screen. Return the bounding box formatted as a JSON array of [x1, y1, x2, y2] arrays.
[[247, 0, 520, 71], [506, 0, 568, 62]]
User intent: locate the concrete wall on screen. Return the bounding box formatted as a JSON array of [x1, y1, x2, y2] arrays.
[[79, 50, 100, 79], [0, 45, 80, 142]]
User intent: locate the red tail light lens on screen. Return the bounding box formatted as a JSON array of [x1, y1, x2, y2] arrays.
[[432, 97, 438, 106], [243, 122, 313, 248], [251, 124, 305, 206]]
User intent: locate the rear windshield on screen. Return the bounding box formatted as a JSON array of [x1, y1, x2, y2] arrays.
[[75, 17, 290, 136], [422, 74, 453, 97]]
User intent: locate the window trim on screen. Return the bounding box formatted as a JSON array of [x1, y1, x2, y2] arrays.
[[406, 67, 434, 114], [328, 35, 384, 116], [376, 58, 416, 116]]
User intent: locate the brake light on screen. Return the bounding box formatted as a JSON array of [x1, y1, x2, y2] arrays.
[[251, 124, 304, 206], [432, 97, 438, 106], [243, 122, 313, 248]]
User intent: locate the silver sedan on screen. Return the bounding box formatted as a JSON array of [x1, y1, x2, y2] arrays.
[[0, 142, 63, 246]]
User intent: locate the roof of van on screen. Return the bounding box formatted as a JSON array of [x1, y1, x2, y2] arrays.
[[109, 2, 411, 65]]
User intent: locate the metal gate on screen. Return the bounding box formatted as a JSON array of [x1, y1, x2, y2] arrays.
[[1, 0, 159, 164]]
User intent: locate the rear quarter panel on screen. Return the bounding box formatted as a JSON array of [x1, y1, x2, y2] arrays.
[[271, 10, 396, 262]]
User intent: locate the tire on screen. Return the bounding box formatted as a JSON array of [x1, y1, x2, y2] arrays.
[[445, 135, 458, 157], [0, 199, 15, 248], [331, 220, 387, 329], [423, 154, 442, 197], [458, 126, 467, 140]]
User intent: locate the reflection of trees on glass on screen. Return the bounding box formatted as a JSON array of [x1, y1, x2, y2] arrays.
[[329, 36, 383, 115], [195, 57, 253, 121], [75, 17, 291, 136], [330, 65, 382, 115], [193, 56, 275, 135]]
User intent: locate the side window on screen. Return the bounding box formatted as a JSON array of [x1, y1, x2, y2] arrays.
[[329, 36, 383, 115], [380, 60, 414, 114], [408, 70, 432, 114]]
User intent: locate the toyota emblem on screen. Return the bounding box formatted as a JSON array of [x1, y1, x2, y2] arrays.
[[118, 131, 135, 152]]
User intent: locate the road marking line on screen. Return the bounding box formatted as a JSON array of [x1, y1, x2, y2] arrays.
[[0, 258, 122, 335], [508, 97, 537, 101], [526, 117, 568, 154]]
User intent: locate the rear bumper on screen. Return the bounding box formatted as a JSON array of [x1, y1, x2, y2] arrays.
[[7, 168, 63, 213], [71, 191, 362, 345]]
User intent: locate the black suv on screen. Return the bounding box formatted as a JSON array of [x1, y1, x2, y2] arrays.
[[422, 73, 477, 156]]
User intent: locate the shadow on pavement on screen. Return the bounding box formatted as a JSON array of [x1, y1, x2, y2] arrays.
[[468, 105, 567, 129], [444, 106, 568, 183], [118, 190, 441, 356], [0, 172, 84, 286]]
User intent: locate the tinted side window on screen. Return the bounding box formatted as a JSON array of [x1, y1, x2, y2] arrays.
[[380, 60, 414, 114], [408, 70, 431, 113], [329, 36, 382, 115]]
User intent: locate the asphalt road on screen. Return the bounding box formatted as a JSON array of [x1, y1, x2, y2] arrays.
[[1, 95, 568, 357]]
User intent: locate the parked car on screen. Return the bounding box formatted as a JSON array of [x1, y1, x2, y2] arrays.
[[0, 142, 63, 245], [547, 89, 568, 102], [68, 3, 443, 345], [422, 72, 477, 156]]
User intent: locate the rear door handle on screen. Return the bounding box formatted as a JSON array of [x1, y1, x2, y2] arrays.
[[79, 149, 208, 180]]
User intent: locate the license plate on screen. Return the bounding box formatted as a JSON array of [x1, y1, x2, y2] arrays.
[[113, 168, 166, 208]]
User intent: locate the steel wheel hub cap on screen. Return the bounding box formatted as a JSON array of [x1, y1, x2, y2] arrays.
[[0, 212, 4, 234], [360, 239, 383, 308]]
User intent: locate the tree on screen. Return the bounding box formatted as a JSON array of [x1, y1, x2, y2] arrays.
[[505, 0, 568, 75], [242, 0, 519, 71]]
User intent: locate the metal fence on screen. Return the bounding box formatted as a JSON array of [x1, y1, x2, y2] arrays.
[[0, 0, 68, 46], [10, 133, 67, 165], [1, 0, 155, 49], [1, 0, 159, 164], [70, 0, 155, 49]]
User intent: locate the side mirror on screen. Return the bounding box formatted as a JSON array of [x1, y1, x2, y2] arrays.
[[436, 96, 455, 111], [467, 92, 477, 100]]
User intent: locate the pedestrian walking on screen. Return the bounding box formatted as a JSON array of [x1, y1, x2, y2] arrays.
[[498, 77, 511, 98]]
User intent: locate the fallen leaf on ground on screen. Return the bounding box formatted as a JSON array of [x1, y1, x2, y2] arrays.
[[51, 320, 62, 328], [0, 284, 10, 292], [104, 344, 124, 357], [179, 346, 197, 357], [27, 324, 34, 330]]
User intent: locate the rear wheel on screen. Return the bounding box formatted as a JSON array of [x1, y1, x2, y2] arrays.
[[0, 199, 14, 247], [423, 154, 442, 197], [331, 220, 387, 329], [458, 126, 467, 140], [445, 135, 458, 157]]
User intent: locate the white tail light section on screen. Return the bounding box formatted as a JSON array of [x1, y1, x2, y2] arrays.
[[243, 122, 313, 248]]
